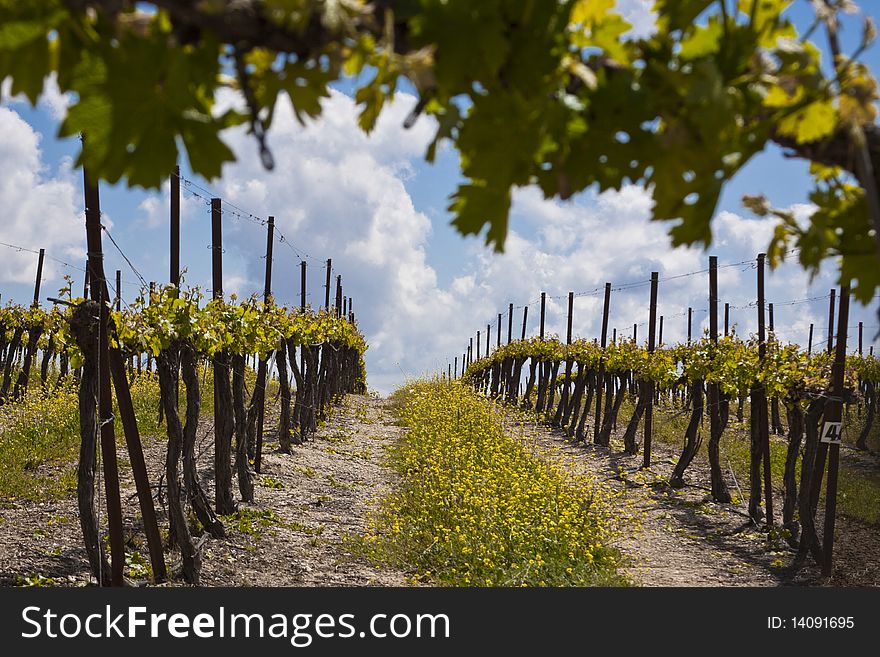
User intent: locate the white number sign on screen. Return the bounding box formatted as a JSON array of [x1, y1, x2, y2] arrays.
[[820, 421, 843, 445]]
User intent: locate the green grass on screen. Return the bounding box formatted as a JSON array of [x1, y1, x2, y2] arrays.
[[220, 507, 284, 537], [0, 381, 82, 502], [0, 371, 164, 502], [359, 380, 629, 587], [0, 362, 240, 503]]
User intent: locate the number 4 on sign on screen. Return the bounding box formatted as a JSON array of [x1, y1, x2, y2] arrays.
[[820, 421, 843, 445]]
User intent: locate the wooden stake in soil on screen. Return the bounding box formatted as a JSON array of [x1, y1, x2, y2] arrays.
[[659, 315, 664, 346], [724, 302, 729, 337], [83, 168, 126, 586], [757, 252, 773, 526], [643, 272, 658, 468], [594, 282, 611, 445], [822, 285, 850, 577], [687, 307, 693, 343], [211, 199, 238, 511], [497, 313, 502, 348], [808, 323, 814, 356], [253, 216, 275, 476], [521, 306, 528, 340], [707, 257, 730, 502]]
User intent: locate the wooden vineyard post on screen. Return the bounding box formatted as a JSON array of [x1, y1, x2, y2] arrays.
[[507, 303, 513, 344], [468, 338, 473, 367], [477, 331, 481, 360], [324, 258, 332, 310], [253, 216, 275, 476], [612, 328, 617, 344], [335, 275, 342, 318], [643, 272, 658, 468], [486, 323, 490, 355], [299, 259, 307, 418], [115, 270, 121, 311], [687, 307, 693, 343], [521, 306, 528, 340], [632, 323, 637, 342], [539, 292, 546, 340], [707, 257, 730, 501], [301, 260, 307, 310], [658, 315, 664, 346], [171, 165, 180, 287], [210, 198, 237, 512], [827, 289, 836, 354], [537, 293, 546, 415], [757, 253, 773, 526], [768, 302, 783, 436], [808, 323, 814, 356], [556, 291, 574, 427], [454, 356, 458, 379], [497, 313, 502, 348], [724, 302, 729, 337], [211, 199, 223, 298], [858, 321, 863, 355], [567, 292, 574, 345], [83, 168, 127, 586], [33, 248, 45, 306], [594, 282, 611, 445], [821, 286, 850, 577]]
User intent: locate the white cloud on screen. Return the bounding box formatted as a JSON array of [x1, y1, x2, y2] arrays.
[[211, 89, 468, 391], [1, 73, 73, 121], [136, 178, 206, 229], [0, 107, 84, 288]]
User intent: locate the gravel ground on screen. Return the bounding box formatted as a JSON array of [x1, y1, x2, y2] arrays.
[[0, 394, 409, 587]]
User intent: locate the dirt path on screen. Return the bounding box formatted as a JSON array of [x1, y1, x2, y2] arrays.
[[0, 394, 409, 587], [501, 410, 879, 587]]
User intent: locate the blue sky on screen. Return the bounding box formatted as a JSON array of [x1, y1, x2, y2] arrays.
[[1, 1, 879, 393]]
